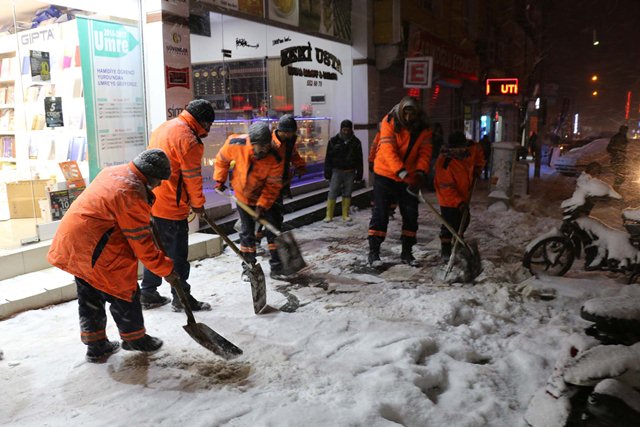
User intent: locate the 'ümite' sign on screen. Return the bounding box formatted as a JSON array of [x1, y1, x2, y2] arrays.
[[486, 78, 519, 96]]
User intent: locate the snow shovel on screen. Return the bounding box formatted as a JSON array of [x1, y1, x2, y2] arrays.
[[408, 188, 482, 282], [444, 178, 477, 280], [217, 190, 307, 276], [201, 212, 267, 314], [151, 222, 243, 359]]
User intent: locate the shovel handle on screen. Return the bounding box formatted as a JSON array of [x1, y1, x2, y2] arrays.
[[216, 190, 282, 236], [444, 178, 476, 278], [150, 221, 197, 324], [201, 212, 248, 262], [420, 194, 471, 251]]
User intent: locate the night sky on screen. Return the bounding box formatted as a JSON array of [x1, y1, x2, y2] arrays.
[[545, 0, 640, 134]]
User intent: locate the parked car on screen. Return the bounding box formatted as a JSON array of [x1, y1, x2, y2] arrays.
[[553, 137, 640, 177]]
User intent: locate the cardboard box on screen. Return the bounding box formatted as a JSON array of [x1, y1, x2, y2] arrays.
[[3, 180, 49, 219]]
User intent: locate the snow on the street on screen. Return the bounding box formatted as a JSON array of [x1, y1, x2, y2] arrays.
[[2, 166, 640, 427]]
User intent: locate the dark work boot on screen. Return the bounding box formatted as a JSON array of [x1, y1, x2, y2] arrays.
[[368, 238, 383, 268], [140, 290, 170, 310], [171, 292, 212, 312], [441, 243, 452, 263], [401, 240, 420, 267], [86, 340, 120, 363], [122, 334, 163, 353]]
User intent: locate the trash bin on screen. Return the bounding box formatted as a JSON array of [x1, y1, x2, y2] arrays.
[[489, 141, 520, 209]]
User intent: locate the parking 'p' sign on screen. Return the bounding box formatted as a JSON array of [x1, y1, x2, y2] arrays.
[[404, 57, 433, 88]]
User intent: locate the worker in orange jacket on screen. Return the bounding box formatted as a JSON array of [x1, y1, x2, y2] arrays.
[[368, 96, 432, 267], [48, 149, 180, 363], [434, 131, 475, 262], [253, 115, 307, 269], [140, 99, 215, 312], [468, 138, 486, 179], [214, 121, 285, 280]]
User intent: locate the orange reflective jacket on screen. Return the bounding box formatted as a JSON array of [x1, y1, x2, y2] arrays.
[[214, 134, 284, 209], [47, 163, 174, 302], [434, 154, 475, 208], [373, 115, 432, 185], [149, 110, 206, 220], [470, 142, 486, 176], [368, 132, 380, 164], [272, 129, 306, 172]]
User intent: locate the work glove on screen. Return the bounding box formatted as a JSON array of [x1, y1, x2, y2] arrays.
[[397, 168, 408, 180], [191, 206, 205, 214], [214, 181, 227, 192], [415, 170, 427, 186], [368, 162, 374, 172], [254, 205, 265, 220], [164, 270, 181, 287]]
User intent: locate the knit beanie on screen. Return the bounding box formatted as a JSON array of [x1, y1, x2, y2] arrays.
[[448, 131, 468, 148], [133, 149, 171, 180], [185, 99, 215, 123], [340, 119, 353, 129], [248, 121, 272, 145], [278, 114, 297, 132]]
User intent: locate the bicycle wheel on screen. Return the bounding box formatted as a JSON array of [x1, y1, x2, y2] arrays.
[[523, 236, 575, 277]]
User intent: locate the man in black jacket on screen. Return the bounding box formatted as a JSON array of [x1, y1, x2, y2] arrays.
[[323, 120, 363, 222]]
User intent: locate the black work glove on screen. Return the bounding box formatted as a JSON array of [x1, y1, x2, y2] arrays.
[[415, 170, 427, 186], [368, 162, 374, 172], [215, 181, 227, 192], [191, 206, 205, 214]]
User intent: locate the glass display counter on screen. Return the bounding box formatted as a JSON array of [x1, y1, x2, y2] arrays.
[[201, 117, 331, 194]]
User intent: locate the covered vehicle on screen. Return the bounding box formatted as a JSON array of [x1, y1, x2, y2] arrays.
[[553, 137, 640, 177]]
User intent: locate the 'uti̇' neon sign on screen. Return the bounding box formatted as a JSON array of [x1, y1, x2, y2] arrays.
[[486, 78, 519, 96]]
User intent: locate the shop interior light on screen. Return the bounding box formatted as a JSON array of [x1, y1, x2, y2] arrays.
[[591, 75, 598, 81], [592, 29, 599, 46], [592, 90, 598, 96]]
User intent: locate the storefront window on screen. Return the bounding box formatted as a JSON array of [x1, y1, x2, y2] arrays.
[[0, 0, 144, 250], [191, 11, 352, 202]]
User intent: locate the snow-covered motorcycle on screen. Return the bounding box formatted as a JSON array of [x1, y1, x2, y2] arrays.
[[523, 172, 640, 283]]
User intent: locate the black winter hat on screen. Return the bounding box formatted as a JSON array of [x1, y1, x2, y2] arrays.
[[133, 149, 171, 180], [248, 121, 272, 145], [278, 114, 297, 132], [340, 119, 353, 129], [185, 99, 215, 124], [448, 131, 468, 148]]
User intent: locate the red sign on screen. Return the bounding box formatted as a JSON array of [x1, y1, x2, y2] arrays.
[[404, 57, 433, 89], [165, 66, 190, 89], [486, 78, 519, 96]]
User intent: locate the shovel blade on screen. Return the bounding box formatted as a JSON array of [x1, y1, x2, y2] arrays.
[[245, 263, 267, 314], [458, 239, 483, 282], [275, 231, 306, 276], [183, 323, 243, 359]]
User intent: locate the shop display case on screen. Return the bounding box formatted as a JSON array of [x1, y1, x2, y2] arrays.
[[200, 117, 331, 193]]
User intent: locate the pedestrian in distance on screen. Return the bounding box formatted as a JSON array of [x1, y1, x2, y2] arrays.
[[434, 131, 475, 262], [139, 99, 215, 312], [607, 124, 629, 190], [213, 121, 286, 280], [47, 149, 181, 363], [323, 119, 363, 222], [480, 134, 491, 179], [368, 96, 432, 268]]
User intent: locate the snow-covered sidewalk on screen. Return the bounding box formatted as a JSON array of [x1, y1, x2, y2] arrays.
[[2, 171, 639, 427]]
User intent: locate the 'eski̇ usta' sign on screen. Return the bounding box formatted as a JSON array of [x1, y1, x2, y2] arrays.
[[280, 42, 342, 81]]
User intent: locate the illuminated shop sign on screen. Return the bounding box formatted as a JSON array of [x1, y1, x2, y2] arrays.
[[486, 78, 519, 96], [280, 42, 343, 81]]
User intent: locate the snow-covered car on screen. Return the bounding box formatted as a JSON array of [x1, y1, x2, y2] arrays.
[[553, 137, 640, 176]]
